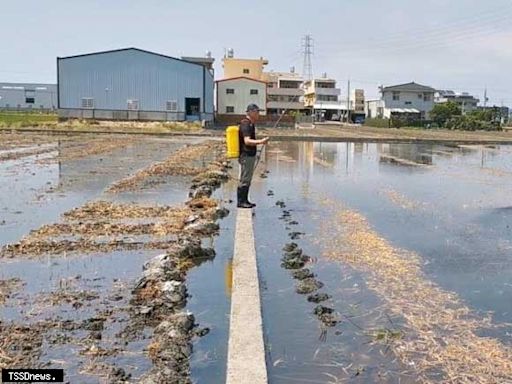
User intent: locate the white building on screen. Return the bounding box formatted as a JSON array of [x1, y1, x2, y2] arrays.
[[366, 82, 436, 120], [0, 83, 57, 111], [215, 77, 267, 116], [435, 90, 479, 114]]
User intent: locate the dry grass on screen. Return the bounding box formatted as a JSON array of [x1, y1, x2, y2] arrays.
[[0, 132, 135, 163], [106, 140, 223, 193], [381, 188, 426, 211], [63, 200, 184, 221], [31, 221, 187, 238], [318, 198, 512, 383], [261, 125, 512, 143], [49, 137, 135, 162], [1, 197, 220, 259]]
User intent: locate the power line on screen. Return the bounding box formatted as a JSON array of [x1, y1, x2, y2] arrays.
[[319, 5, 512, 50], [315, 11, 512, 56], [316, 18, 512, 57]]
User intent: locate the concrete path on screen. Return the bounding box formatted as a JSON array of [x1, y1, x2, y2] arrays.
[[226, 208, 268, 384]]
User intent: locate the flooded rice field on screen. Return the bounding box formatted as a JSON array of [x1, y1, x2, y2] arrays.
[[253, 142, 512, 383], [1, 132, 512, 383]]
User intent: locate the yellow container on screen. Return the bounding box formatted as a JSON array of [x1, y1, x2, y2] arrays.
[[226, 125, 240, 159]]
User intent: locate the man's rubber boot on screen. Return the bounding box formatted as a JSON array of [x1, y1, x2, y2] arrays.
[[237, 186, 252, 209], [245, 186, 256, 207], [236, 187, 243, 206]]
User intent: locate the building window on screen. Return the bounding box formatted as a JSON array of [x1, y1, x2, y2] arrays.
[[418, 94, 423, 99], [81, 98, 94, 109], [250, 89, 258, 95], [243, 69, 250, 74], [127, 99, 139, 110], [226, 106, 235, 113], [226, 88, 235, 94], [166, 100, 178, 112], [405, 101, 412, 105], [392, 92, 400, 101], [423, 93, 431, 102], [25, 89, 35, 104], [280, 81, 301, 89]]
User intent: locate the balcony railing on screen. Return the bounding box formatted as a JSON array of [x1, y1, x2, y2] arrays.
[[266, 101, 305, 110], [267, 88, 304, 96]]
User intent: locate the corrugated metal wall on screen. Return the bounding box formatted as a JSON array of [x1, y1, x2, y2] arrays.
[[204, 69, 214, 114], [0, 83, 57, 110], [58, 49, 212, 119]]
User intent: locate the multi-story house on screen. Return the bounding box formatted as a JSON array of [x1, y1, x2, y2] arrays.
[[366, 82, 436, 120], [303, 75, 343, 121], [264, 70, 306, 117]]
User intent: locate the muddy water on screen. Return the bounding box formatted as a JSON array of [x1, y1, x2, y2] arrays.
[[188, 182, 237, 383], [0, 137, 203, 246], [3, 136, 512, 383], [0, 135, 233, 382], [251, 142, 512, 383]]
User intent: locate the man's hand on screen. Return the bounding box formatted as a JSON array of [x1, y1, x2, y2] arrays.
[[260, 137, 270, 145]]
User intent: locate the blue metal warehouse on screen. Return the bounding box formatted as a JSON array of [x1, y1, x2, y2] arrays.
[[0, 83, 57, 111], [57, 48, 214, 122]]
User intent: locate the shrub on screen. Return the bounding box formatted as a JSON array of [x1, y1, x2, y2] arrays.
[[445, 115, 501, 131], [364, 118, 390, 128]]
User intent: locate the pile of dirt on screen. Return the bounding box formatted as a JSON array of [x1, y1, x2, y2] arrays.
[[0, 323, 45, 370], [0, 278, 24, 305], [273, 195, 339, 327]]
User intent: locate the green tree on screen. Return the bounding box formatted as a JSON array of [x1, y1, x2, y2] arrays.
[[469, 108, 499, 122], [430, 101, 461, 126]]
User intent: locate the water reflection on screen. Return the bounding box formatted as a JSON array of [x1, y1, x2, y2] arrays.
[[255, 140, 512, 383]]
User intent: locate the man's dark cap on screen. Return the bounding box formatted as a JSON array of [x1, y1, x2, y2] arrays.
[[246, 103, 264, 112]]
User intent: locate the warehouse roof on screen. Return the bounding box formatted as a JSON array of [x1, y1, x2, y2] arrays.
[[57, 47, 205, 68]]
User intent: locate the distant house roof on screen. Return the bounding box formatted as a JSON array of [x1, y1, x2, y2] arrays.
[[215, 76, 267, 84], [382, 82, 436, 93], [57, 47, 205, 68]]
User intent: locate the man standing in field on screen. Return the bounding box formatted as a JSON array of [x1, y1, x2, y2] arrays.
[[237, 104, 269, 208]]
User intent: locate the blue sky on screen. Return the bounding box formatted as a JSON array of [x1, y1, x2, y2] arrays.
[[1, 0, 511, 105]]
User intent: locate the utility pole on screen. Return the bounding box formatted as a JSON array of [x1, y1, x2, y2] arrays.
[[484, 87, 488, 108], [500, 99, 504, 124], [346, 79, 351, 123]]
